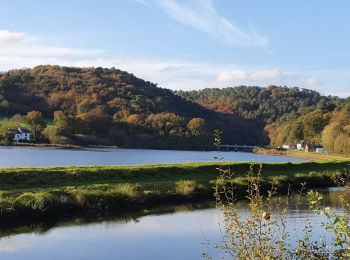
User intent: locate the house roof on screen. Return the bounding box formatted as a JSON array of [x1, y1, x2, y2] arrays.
[[17, 128, 31, 134]]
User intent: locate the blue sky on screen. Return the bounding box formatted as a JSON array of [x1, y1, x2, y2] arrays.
[[0, 0, 349, 96]]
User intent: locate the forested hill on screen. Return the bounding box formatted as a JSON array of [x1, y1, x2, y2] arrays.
[[0, 65, 213, 120], [0, 65, 261, 149], [176, 86, 350, 154], [1, 66, 347, 151], [175, 86, 341, 123]]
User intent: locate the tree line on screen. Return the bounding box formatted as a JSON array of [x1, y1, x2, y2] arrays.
[[265, 99, 350, 155]]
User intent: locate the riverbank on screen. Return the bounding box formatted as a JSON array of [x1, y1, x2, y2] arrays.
[[255, 148, 350, 162], [0, 142, 120, 150], [0, 161, 349, 221]]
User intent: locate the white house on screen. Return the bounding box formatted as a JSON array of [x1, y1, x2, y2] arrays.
[[13, 128, 31, 142], [315, 148, 326, 153], [297, 143, 303, 150], [282, 144, 290, 150]]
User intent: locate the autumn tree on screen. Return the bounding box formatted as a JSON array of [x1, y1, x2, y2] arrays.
[[25, 111, 47, 141], [187, 118, 207, 136]]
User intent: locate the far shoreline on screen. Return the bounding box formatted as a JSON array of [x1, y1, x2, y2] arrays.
[[255, 147, 350, 162]]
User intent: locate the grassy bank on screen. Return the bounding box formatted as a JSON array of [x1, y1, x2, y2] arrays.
[[0, 161, 349, 220], [256, 148, 350, 162]]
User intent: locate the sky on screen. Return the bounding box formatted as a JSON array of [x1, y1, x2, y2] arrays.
[[0, 0, 350, 97]]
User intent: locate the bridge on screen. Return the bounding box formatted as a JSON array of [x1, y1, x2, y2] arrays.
[[218, 144, 259, 152]]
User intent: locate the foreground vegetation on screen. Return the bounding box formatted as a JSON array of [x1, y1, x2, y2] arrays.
[[0, 161, 349, 221], [208, 161, 350, 259]]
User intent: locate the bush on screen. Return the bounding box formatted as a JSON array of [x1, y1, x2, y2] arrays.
[[175, 180, 201, 196], [43, 127, 72, 144]]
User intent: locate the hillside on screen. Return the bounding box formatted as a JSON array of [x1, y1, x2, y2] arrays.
[[175, 86, 341, 123], [0, 66, 261, 149], [1, 66, 347, 151], [176, 86, 350, 155]]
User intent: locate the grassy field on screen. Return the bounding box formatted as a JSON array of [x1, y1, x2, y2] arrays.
[[256, 148, 350, 162], [0, 161, 349, 220], [285, 150, 350, 162]]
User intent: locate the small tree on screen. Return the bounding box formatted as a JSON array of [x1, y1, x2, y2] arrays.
[[187, 117, 207, 136], [54, 110, 75, 133], [25, 111, 47, 142], [0, 127, 14, 144]]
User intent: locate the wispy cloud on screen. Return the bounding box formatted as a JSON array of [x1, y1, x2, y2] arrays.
[[0, 30, 37, 45], [218, 69, 282, 82], [0, 29, 103, 60], [141, 0, 269, 46]]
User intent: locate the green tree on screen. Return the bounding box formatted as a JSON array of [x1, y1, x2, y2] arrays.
[[0, 127, 14, 144], [54, 111, 75, 133]]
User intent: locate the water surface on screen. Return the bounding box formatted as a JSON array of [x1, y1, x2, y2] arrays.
[[0, 188, 344, 260], [0, 146, 305, 167]]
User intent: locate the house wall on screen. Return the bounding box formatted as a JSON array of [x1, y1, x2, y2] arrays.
[[13, 133, 31, 142]]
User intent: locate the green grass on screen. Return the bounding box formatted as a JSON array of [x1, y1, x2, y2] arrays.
[[256, 148, 350, 162], [0, 116, 54, 128], [0, 161, 349, 220], [285, 150, 350, 162]]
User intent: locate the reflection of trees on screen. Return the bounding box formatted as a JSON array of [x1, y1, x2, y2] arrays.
[[0, 201, 213, 239]]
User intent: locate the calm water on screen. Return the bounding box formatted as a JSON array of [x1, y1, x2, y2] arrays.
[[0, 146, 305, 167], [0, 189, 345, 260]]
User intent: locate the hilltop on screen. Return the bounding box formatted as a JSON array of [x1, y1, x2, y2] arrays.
[[175, 86, 341, 123]]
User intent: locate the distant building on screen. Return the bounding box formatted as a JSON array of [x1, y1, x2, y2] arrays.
[[305, 144, 309, 152], [315, 148, 326, 153], [282, 144, 290, 150], [297, 143, 303, 150], [13, 128, 31, 142]]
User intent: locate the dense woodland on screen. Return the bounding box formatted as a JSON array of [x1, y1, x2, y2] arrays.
[[0, 65, 349, 153], [175, 86, 341, 123], [0, 66, 260, 149], [177, 86, 350, 154], [265, 102, 350, 155]]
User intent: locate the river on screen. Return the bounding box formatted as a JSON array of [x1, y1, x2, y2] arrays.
[[0, 188, 345, 260], [0, 146, 305, 167]]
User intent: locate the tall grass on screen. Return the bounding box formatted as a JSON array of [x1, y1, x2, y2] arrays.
[[205, 130, 350, 259]]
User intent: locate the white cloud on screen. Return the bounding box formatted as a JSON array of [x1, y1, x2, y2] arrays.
[[217, 70, 247, 82], [0, 30, 37, 45], [304, 78, 319, 87], [143, 0, 269, 46], [250, 69, 281, 81], [0, 29, 103, 60], [218, 69, 282, 83]]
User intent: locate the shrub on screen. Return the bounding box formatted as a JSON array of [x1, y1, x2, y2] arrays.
[[175, 180, 201, 196]]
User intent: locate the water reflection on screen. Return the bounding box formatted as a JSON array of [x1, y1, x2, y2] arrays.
[[0, 189, 346, 260]]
